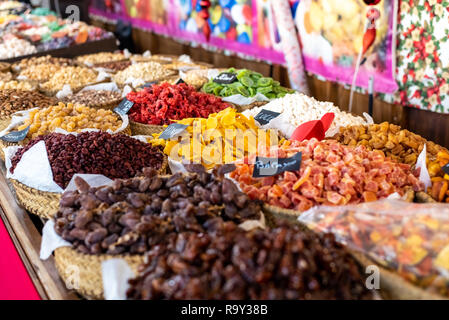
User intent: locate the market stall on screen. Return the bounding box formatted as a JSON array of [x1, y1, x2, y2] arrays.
[[1, 0, 449, 302]]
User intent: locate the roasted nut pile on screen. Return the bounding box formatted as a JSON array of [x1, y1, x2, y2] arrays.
[[53, 165, 262, 254], [40, 66, 98, 92], [0, 80, 35, 91], [10, 132, 165, 188], [127, 220, 373, 300], [17, 102, 123, 139], [93, 60, 132, 72], [0, 90, 57, 118], [0, 62, 10, 72], [113, 62, 175, 86], [183, 69, 226, 88], [11, 55, 74, 72], [76, 52, 126, 65], [18, 63, 63, 81], [62, 90, 122, 108], [231, 139, 424, 211], [126, 83, 231, 125], [332, 122, 447, 165], [164, 61, 209, 71]]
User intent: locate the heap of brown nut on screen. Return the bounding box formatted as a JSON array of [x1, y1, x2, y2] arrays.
[[127, 219, 374, 300], [0, 90, 57, 118], [54, 165, 262, 255]]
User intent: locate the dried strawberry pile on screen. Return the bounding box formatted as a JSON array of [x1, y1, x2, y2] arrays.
[[126, 83, 230, 125], [230, 139, 424, 211]]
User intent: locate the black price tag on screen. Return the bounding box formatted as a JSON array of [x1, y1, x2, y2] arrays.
[[176, 78, 186, 85], [213, 72, 237, 84], [114, 98, 134, 115], [141, 81, 157, 88], [253, 152, 302, 178], [443, 163, 449, 175], [254, 109, 281, 125], [159, 123, 189, 140], [0, 126, 30, 142]]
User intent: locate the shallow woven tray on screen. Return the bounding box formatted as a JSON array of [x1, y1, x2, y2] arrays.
[[415, 191, 437, 203], [39, 79, 107, 97], [236, 100, 269, 113], [0, 117, 11, 132], [114, 71, 178, 90], [54, 246, 144, 300], [10, 179, 61, 219], [9, 154, 168, 219], [350, 251, 446, 300], [130, 121, 164, 136], [0, 62, 11, 73]]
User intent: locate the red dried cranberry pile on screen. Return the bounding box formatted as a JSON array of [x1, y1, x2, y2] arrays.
[[10, 132, 164, 188], [126, 83, 230, 125]]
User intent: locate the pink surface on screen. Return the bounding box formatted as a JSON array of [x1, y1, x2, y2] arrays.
[[0, 216, 40, 300], [88, 7, 286, 65]]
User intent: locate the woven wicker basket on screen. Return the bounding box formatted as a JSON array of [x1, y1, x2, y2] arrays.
[[54, 246, 144, 300], [130, 121, 164, 136], [0, 117, 11, 132], [0, 62, 11, 73], [415, 191, 437, 203], [236, 101, 269, 113], [350, 251, 446, 300], [39, 79, 108, 97], [10, 179, 61, 219]]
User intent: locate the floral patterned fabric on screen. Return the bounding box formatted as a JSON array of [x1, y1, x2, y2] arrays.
[[393, 0, 449, 113]]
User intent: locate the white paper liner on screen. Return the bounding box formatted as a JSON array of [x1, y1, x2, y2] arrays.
[[56, 84, 73, 99], [416, 144, 432, 190], [65, 174, 113, 192], [124, 49, 132, 58], [141, 50, 151, 58], [221, 92, 270, 106], [102, 259, 135, 300], [95, 68, 112, 82], [0, 108, 36, 137], [178, 54, 192, 63], [124, 77, 145, 88], [80, 82, 120, 92], [121, 85, 133, 98], [40, 220, 71, 260], [5, 141, 63, 192], [363, 112, 375, 125], [206, 69, 221, 80]]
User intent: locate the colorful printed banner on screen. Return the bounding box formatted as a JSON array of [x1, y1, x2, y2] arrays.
[[390, 0, 449, 113], [90, 0, 285, 64], [292, 0, 398, 94]]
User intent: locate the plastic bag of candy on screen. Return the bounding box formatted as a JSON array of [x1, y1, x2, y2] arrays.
[[299, 200, 449, 297]]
